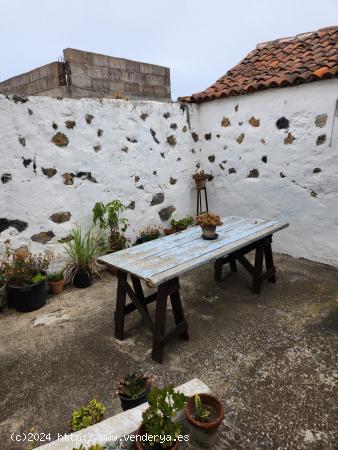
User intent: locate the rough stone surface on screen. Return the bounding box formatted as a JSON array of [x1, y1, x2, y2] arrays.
[[0, 255, 337, 450], [236, 133, 244, 144], [247, 168, 259, 178], [1, 174, 12, 184], [0, 218, 28, 233], [41, 167, 57, 178], [31, 231, 55, 244], [159, 205, 175, 220], [65, 120, 76, 129], [167, 135, 176, 146], [50, 212, 71, 224], [85, 113, 94, 124], [276, 117, 289, 129], [191, 132, 199, 142], [249, 116, 260, 127], [62, 173, 74, 185], [316, 134, 326, 145], [284, 132, 295, 144], [51, 132, 69, 147], [150, 193, 164, 206], [170, 177, 177, 185], [221, 117, 231, 127], [315, 113, 327, 128]]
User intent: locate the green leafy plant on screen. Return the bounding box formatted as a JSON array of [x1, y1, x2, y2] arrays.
[[116, 373, 151, 399], [70, 399, 105, 432], [92, 200, 128, 251], [194, 394, 211, 422], [63, 227, 104, 283], [2, 241, 51, 287], [31, 273, 47, 284], [134, 226, 161, 245], [47, 270, 64, 282], [141, 386, 187, 448], [171, 216, 194, 232]]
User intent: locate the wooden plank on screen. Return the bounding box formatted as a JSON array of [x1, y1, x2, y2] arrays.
[[103, 220, 280, 280]]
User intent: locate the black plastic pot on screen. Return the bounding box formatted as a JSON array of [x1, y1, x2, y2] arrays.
[[7, 279, 47, 312], [73, 270, 92, 288], [119, 384, 151, 411]]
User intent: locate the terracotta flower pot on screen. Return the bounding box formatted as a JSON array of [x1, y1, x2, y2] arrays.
[[48, 278, 64, 295], [184, 394, 224, 448], [164, 228, 175, 236], [136, 423, 180, 450]]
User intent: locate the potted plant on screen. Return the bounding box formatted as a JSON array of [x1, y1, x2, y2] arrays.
[[47, 270, 65, 295], [116, 373, 153, 411], [193, 170, 209, 190], [136, 386, 187, 449], [184, 393, 224, 448], [70, 398, 105, 432], [0, 247, 9, 310], [171, 216, 194, 232], [134, 226, 161, 245], [63, 227, 103, 289], [196, 213, 223, 240], [92, 200, 128, 252], [3, 244, 51, 312]]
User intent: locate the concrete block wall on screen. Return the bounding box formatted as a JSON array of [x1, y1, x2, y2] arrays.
[[0, 62, 64, 96], [63, 48, 171, 101]]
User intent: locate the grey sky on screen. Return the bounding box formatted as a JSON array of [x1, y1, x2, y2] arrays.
[[1, 0, 337, 99]]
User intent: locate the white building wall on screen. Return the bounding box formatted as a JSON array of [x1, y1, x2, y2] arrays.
[[194, 79, 338, 266], [1, 78, 338, 266]]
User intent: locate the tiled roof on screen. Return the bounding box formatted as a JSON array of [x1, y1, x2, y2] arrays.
[[179, 26, 338, 103]]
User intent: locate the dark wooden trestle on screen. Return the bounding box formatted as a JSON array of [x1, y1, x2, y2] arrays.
[[114, 270, 189, 363], [214, 235, 276, 294]]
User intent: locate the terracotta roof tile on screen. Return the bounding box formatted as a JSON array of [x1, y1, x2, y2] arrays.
[[179, 26, 338, 103]]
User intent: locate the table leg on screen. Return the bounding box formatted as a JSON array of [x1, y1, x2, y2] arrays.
[[264, 237, 276, 283], [252, 242, 264, 294], [115, 270, 127, 340], [152, 282, 168, 364], [170, 289, 189, 341]]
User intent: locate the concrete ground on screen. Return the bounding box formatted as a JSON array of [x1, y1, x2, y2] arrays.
[[0, 253, 337, 450]]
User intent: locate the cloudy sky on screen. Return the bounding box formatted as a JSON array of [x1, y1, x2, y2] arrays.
[[1, 0, 337, 99]]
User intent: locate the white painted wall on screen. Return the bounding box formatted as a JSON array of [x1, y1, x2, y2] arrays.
[[0, 95, 200, 260], [1, 78, 337, 266], [194, 79, 338, 266]]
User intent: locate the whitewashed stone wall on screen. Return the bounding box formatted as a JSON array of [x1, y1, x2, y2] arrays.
[[0, 95, 200, 259], [193, 79, 338, 266], [1, 78, 338, 266]]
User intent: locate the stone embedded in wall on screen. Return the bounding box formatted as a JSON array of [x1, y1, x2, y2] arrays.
[[236, 133, 244, 144], [167, 135, 176, 146], [85, 114, 94, 124], [205, 133, 212, 140], [170, 177, 177, 185], [159, 206, 175, 221], [316, 134, 326, 145], [239, 121, 243, 126], [50, 211, 71, 223], [127, 137, 137, 143], [97, 129, 103, 137], [182, 125, 188, 132], [76, 172, 97, 183], [315, 114, 327, 128], [1, 173, 12, 183], [58, 235, 73, 243], [137, 185, 144, 190], [28, 108, 33, 116], [262, 156, 267, 163], [247, 169, 259, 178], [191, 132, 199, 142], [31, 231, 55, 244], [127, 201, 135, 210], [310, 191, 317, 198], [14, 246, 29, 261], [313, 168, 322, 174], [221, 117, 231, 127], [280, 172, 286, 178], [163, 112, 170, 119], [170, 123, 177, 130], [121, 146, 128, 153], [65, 120, 76, 129], [208, 155, 215, 162], [153, 170, 157, 175], [261, 139, 266, 145], [150, 129, 159, 144], [18, 136, 26, 147], [22, 157, 32, 168], [41, 167, 57, 177], [134, 176, 140, 183], [228, 168, 236, 175], [63, 173, 74, 185], [52, 132, 69, 147], [235, 105, 238, 112], [0, 218, 28, 233], [284, 132, 295, 145], [276, 117, 289, 129], [140, 113, 148, 121], [94, 144, 102, 152], [151, 193, 165, 206], [249, 116, 260, 127], [52, 122, 58, 130], [12, 94, 28, 104]]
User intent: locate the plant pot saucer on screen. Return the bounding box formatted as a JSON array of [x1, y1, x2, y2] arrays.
[[202, 233, 218, 240]]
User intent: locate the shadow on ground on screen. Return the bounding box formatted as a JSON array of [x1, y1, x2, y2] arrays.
[[0, 253, 337, 449]]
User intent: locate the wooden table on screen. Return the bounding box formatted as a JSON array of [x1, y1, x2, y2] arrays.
[[99, 216, 289, 363]]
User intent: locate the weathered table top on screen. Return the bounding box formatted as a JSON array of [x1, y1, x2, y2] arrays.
[[98, 216, 289, 287]]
